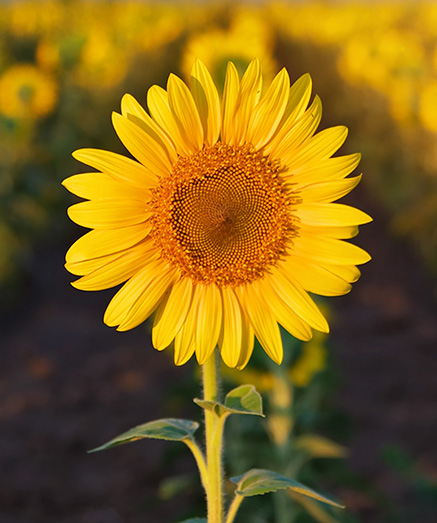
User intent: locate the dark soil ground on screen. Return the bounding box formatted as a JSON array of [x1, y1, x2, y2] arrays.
[[1, 186, 437, 523], [331, 191, 437, 522]]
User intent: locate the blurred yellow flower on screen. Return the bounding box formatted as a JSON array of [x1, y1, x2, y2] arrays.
[[222, 366, 274, 393], [419, 81, 437, 133], [0, 64, 58, 119], [112, 2, 184, 52], [7, 0, 63, 37], [338, 28, 426, 124], [64, 60, 370, 369], [36, 39, 61, 72], [268, 374, 293, 446], [74, 27, 127, 89], [290, 339, 327, 387], [182, 8, 277, 84]]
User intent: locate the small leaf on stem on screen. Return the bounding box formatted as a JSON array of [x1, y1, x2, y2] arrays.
[[230, 469, 344, 508], [89, 418, 199, 452], [224, 384, 264, 416], [194, 384, 264, 417]]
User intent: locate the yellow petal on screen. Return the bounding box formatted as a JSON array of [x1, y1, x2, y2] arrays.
[[117, 269, 174, 332], [65, 224, 152, 265], [195, 284, 222, 365], [284, 126, 349, 168], [190, 60, 221, 146], [72, 242, 153, 291], [325, 263, 361, 283], [62, 172, 149, 202], [235, 283, 283, 365], [104, 258, 170, 327], [281, 255, 352, 297], [296, 202, 372, 227], [298, 175, 362, 203], [219, 287, 243, 368], [121, 93, 177, 163], [299, 223, 359, 239], [248, 68, 290, 149], [221, 61, 240, 145], [292, 234, 371, 266], [67, 199, 149, 229], [66, 251, 122, 276], [258, 276, 313, 341], [112, 112, 171, 177], [277, 73, 312, 135], [174, 286, 202, 365], [234, 59, 262, 145], [266, 95, 322, 160], [152, 277, 193, 351], [72, 148, 157, 189], [287, 153, 361, 183], [167, 73, 204, 152], [235, 312, 255, 370], [174, 320, 196, 366], [147, 85, 190, 156], [269, 267, 329, 333]]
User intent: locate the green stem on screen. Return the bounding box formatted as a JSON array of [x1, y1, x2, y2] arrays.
[[224, 494, 244, 523], [202, 350, 224, 523], [184, 438, 208, 492]]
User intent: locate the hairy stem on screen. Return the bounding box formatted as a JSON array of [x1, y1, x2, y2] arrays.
[[225, 493, 244, 523], [184, 438, 208, 492], [202, 350, 224, 523]]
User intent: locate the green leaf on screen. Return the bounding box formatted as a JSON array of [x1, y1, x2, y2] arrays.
[[294, 434, 348, 459], [89, 418, 199, 452], [225, 385, 264, 416], [230, 469, 344, 508], [193, 399, 222, 416], [176, 519, 207, 523], [194, 385, 264, 418], [290, 492, 342, 523]]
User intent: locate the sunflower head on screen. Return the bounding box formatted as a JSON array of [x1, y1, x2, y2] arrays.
[[182, 10, 277, 85], [0, 63, 58, 120], [64, 59, 371, 369], [149, 142, 297, 288]]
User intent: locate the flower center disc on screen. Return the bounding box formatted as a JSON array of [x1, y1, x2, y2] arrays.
[[150, 144, 296, 286]]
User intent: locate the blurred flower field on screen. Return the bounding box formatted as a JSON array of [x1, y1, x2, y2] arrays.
[[1, 0, 437, 303]]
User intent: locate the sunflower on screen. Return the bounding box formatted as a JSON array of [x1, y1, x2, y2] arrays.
[[73, 27, 128, 89], [64, 60, 371, 369], [0, 63, 58, 120], [181, 8, 277, 84]]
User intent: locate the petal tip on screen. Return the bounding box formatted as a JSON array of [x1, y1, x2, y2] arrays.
[[70, 279, 82, 290]]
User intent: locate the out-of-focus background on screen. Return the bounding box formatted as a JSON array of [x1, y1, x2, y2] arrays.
[[1, 1, 437, 522]]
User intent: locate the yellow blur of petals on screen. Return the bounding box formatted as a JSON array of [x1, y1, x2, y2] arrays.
[[181, 6, 278, 85], [0, 64, 58, 120], [289, 337, 327, 388]]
